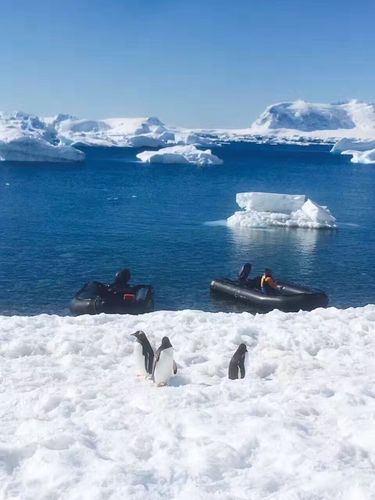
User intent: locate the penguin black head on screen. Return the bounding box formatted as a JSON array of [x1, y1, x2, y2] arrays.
[[161, 336, 172, 349], [131, 330, 147, 342], [237, 343, 248, 354]]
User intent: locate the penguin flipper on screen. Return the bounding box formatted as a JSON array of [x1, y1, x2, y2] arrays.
[[173, 360, 178, 375], [152, 347, 161, 380]]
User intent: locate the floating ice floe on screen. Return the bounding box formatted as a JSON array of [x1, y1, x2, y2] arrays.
[[0, 112, 84, 162], [136, 144, 223, 166], [331, 138, 375, 165], [1, 306, 375, 498], [227, 192, 336, 229]]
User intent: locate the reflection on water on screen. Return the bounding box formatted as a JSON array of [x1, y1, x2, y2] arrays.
[[229, 226, 335, 253], [227, 226, 337, 281]]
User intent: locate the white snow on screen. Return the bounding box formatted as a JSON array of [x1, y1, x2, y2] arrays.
[[1, 306, 375, 499], [228, 192, 336, 229], [136, 145, 223, 166], [0, 112, 84, 162], [236, 192, 307, 213]]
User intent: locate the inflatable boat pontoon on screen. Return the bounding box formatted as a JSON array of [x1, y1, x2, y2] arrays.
[[70, 281, 154, 315], [210, 278, 328, 312]]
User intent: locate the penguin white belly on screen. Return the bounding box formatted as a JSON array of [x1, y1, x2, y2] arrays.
[[154, 347, 174, 385], [134, 342, 147, 376]]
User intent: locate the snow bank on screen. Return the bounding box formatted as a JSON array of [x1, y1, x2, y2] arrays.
[[1, 306, 375, 499], [228, 192, 336, 229], [136, 145, 223, 166], [0, 112, 84, 162]]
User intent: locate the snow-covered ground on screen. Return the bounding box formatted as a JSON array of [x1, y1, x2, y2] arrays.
[[227, 192, 337, 229], [1, 306, 375, 499], [136, 145, 223, 166]]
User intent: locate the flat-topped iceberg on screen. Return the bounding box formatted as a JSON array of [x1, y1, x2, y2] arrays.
[[0, 112, 84, 162], [227, 192, 336, 229], [136, 145, 223, 166]]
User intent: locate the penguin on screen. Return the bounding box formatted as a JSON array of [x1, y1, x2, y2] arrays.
[[131, 330, 154, 376], [152, 336, 177, 386], [228, 343, 248, 380]]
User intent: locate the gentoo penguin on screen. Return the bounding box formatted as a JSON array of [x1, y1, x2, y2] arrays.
[[228, 343, 248, 380], [131, 331, 154, 376], [152, 336, 177, 386]]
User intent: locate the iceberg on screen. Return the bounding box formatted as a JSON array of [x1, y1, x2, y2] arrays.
[[56, 116, 176, 148], [136, 145, 223, 166], [227, 192, 336, 229], [331, 138, 375, 165], [1, 306, 375, 498], [0, 112, 84, 162], [251, 100, 375, 137], [3, 100, 375, 163], [347, 149, 375, 164]]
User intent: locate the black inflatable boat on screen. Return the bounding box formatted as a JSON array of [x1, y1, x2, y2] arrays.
[[210, 278, 328, 313], [70, 281, 154, 316]]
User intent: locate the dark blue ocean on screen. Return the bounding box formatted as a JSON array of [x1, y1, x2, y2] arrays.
[[0, 142, 374, 315]]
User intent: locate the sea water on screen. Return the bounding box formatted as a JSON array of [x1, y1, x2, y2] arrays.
[[0, 142, 374, 314]]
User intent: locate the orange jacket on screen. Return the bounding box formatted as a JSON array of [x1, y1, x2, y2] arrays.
[[261, 274, 278, 289]]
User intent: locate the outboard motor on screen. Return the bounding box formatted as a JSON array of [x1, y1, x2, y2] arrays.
[[239, 263, 252, 282]]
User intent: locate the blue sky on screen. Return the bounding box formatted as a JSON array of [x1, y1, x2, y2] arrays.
[[1, 0, 374, 127]]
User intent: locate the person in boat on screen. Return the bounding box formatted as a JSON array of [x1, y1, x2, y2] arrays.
[[107, 269, 134, 301], [261, 268, 279, 295], [238, 263, 257, 287]]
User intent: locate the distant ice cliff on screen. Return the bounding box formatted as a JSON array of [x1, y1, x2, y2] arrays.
[[1, 100, 375, 163]]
